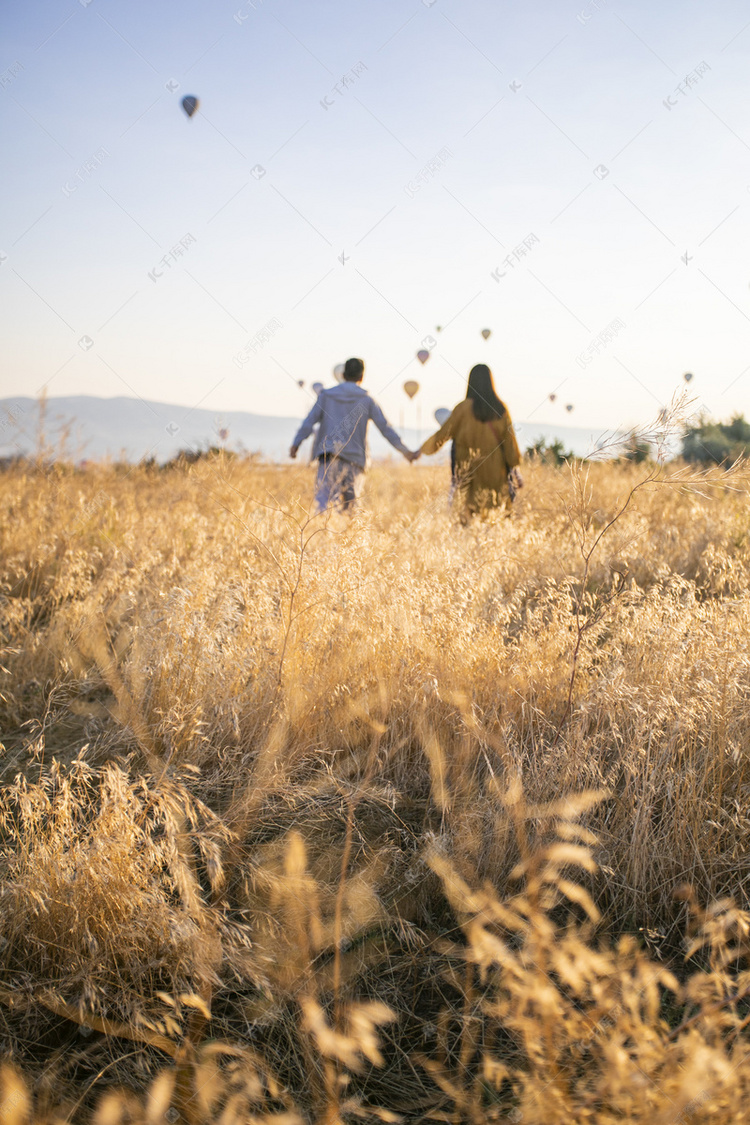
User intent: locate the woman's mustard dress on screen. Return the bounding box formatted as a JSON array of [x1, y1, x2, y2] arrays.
[[421, 399, 521, 515]]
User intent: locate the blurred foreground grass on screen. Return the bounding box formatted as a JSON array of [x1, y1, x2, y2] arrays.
[[2, 455, 750, 1122]]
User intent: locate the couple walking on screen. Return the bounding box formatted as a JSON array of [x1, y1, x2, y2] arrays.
[[289, 357, 523, 517]]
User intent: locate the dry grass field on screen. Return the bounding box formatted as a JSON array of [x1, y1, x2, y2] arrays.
[[3, 450, 750, 1122]]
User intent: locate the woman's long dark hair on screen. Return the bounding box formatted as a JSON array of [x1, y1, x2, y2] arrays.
[[465, 364, 505, 422]]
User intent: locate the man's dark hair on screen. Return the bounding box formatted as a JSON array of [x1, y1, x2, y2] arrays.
[[343, 357, 365, 382]]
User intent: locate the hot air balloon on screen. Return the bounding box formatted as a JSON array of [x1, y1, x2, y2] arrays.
[[404, 380, 419, 399], [416, 350, 430, 365], [297, 380, 305, 388], [549, 393, 557, 403], [565, 403, 574, 413], [333, 364, 345, 382], [434, 407, 451, 425], [436, 325, 442, 332], [181, 95, 199, 118], [218, 427, 228, 442], [683, 372, 694, 383], [481, 328, 491, 340], [312, 382, 323, 395]]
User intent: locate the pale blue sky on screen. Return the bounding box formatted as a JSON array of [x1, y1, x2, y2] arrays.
[[3, 0, 750, 439]]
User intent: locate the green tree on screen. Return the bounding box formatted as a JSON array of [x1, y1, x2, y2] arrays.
[[526, 437, 576, 465], [622, 431, 652, 463], [682, 413, 750, 464]]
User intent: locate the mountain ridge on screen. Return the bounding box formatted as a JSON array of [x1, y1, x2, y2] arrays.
[[0, 394, 619, 463]]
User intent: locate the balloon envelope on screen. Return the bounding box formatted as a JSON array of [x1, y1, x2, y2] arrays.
[[549, 393, 557, 403], [481, 328, 491, 340], [312, 382, 324, 395], [683, 372, 694, 383], [565, 403, 574, 412], [434, 408, 451, 426], [181, 95, 199, 118], [333, 364, 345, 382], [416, 349, 430, 365], [404, 380, 420, 399]]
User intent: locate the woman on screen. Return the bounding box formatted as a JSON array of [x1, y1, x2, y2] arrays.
[[420, 364, 523, 517]]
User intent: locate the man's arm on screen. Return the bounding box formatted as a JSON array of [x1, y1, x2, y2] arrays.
[[289, 396, 324, 458], [369, 399, 415, 459]]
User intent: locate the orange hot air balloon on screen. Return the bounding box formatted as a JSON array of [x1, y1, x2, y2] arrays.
[[404, 380, 420, 399], [481, 328, 491, 340], [416, 349, 430, 364]]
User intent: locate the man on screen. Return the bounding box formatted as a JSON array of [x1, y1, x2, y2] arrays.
[[290, 357, 419, 511]]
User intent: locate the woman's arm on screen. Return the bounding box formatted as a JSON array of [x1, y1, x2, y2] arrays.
[[421, 408, 457, 455], [502, 413, 521, 469]]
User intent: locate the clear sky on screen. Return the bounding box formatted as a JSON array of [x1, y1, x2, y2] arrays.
[[3, 0, 750, 438]]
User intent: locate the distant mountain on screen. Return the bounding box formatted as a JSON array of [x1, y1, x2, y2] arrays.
[[0, 395, 622, 463]]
